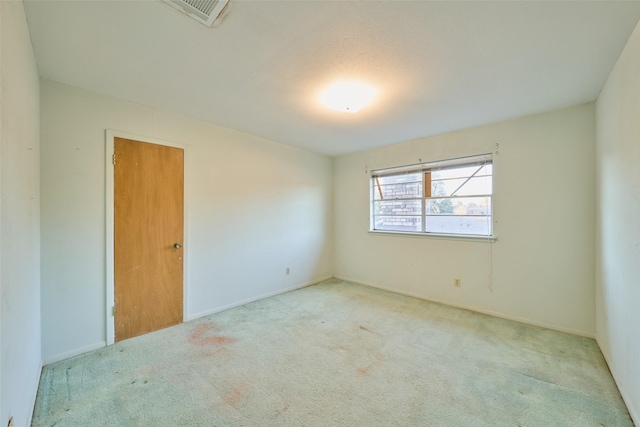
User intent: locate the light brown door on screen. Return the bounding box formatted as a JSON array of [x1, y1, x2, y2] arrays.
[[114, 137, 184, 342]]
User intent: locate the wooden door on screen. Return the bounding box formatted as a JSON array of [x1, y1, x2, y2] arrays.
[[114, 137, 184, 342]]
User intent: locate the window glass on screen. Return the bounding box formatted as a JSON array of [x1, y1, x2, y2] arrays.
[[425, 216, 492, 236], [373, 216, 422, 232], [425, 197, 491, 215], [373, 180, 422, 200], [431, 176, 492, 198], [371, 157, 492, 236], [431, 164, 492, 180], [374, 200, 422, 216]]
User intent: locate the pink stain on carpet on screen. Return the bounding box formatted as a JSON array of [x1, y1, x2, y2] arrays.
[[189, 323, 236, 347], [356, 353, 384, 377], [356, 366, 371, 376], [223, 383, 250, 406]]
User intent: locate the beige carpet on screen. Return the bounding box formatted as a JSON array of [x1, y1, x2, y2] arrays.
[[32, 279, 632, 426]]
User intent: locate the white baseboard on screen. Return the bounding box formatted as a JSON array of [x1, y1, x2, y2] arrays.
[[43, 341, 107, 365], [26, 360, 43, 427], [186, 276, 333, 321], [334, 275, 595, 339], [596, 337, 638, 425]]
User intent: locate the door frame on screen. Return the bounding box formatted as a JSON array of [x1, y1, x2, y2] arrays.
[[105, 130, 189, 345]]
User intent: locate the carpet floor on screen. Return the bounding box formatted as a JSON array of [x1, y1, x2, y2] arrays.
[[32, 279, 632, 426]]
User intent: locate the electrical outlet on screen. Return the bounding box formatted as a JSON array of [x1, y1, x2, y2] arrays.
[[285, 267, 290, 275], [454, 278, 461, 287]]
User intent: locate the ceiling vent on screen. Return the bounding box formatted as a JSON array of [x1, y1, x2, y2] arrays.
[[162, 0, 229, 27]]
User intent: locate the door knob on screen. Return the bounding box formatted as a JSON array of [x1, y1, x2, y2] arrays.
[[173, 243, 182, 249]]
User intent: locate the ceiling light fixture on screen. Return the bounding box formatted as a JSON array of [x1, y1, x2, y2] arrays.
[[320, 81, 377, 113]]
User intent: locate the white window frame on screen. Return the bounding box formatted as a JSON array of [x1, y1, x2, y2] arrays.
[[369, 154, 495, 241]]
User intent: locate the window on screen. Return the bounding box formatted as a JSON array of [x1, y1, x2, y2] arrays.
[[371, 154, 493, 237]]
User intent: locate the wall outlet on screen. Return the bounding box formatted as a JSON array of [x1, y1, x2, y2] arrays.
[[454, 278, 461, 287], [285, 267, 290, 275]]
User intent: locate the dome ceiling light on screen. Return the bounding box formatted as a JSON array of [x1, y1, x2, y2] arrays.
[[320, 81, 377, 113]]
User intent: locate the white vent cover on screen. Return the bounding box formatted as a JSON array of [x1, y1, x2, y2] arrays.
[[162, 0, 229, 27]]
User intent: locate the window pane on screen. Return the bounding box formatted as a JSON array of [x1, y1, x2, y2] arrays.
[[426, 197, 491, 215], [425, 215, 492, 235], [370, 158, 493, 237], [374, 200, 422, 216], [376, 173, 422, 185], [373, 216, 422, 232], [431, 176, 492, 197], [374, 181, 422, 200], [431, 164, 491, 180]]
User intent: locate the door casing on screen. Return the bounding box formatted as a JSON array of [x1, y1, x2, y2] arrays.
[[105, 130, 188, 345]]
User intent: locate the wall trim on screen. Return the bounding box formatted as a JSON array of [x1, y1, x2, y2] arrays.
[[596, 337, 638, 425], [186, 276, 333, 321], [334, 275, 595, 339], [105, 130, 189, 346], [43, 341, 107, 366]]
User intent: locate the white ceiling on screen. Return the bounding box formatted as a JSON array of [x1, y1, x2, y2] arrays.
[[23, 0, 640, 156]]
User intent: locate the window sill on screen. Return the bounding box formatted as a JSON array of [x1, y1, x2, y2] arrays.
[[368, 230, 497, 242]]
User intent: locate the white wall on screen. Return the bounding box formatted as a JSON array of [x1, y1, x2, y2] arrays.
[[0, 2, 42, 426], [40, 79, 333, 363], [595, 20, 640, 425], [334, 104, 595, 336]]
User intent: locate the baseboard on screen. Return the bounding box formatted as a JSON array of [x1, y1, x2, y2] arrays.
[[26, 360, 43, 427], [334, 275, 595, 339], [596, 337, 638, 425], [186, 276, 333, 321], [43, 341, 107, 365]]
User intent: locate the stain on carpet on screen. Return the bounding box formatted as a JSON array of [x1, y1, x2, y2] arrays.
[[223, 383, 251, 407], [189, 323, 236, 347], [356, 353, 384, 377]]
